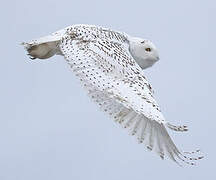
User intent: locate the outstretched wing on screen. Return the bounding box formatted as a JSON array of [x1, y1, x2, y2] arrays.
[[58, 25, 203, 165], [60, 25, 164, 122]]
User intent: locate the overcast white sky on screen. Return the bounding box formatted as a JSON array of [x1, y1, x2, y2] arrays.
[[1, 0, 215, 179]]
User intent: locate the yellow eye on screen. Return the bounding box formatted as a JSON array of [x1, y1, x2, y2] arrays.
[[145, 48, 151, 52]]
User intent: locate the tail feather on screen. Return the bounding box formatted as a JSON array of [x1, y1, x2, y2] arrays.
[[21, 31, 64, 59], [22, 41, 59, 59]]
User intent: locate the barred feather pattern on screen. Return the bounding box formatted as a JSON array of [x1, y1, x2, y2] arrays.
[[58, 25, 203, 165], [60, 27, 164, 123], [77, 80, 203, 165], [88, 90, 203, 166]]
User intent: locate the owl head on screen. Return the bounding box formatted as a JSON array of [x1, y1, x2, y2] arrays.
[[129, 37, 160, 69]]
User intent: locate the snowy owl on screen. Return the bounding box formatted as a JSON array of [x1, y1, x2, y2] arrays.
[[22, 24, 203, 165]]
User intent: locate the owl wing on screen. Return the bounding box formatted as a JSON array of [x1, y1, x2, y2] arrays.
[[58, 26, 203, 165]]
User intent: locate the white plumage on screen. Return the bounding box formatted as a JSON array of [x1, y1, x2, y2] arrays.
[[22, 24, 203, 165]]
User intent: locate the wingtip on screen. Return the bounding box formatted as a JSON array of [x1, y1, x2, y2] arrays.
[[20, 42, 30, 50], [20, 42, 27, 46], [166, 123, 189, 132]]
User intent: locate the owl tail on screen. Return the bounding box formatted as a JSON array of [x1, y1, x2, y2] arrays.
[[21, 29, 66, 60]]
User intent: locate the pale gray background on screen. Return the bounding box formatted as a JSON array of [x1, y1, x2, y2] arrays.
[[0, 0, 215, 179]]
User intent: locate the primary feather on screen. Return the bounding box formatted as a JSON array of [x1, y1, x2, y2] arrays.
[[22, 24, 203, 165]]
